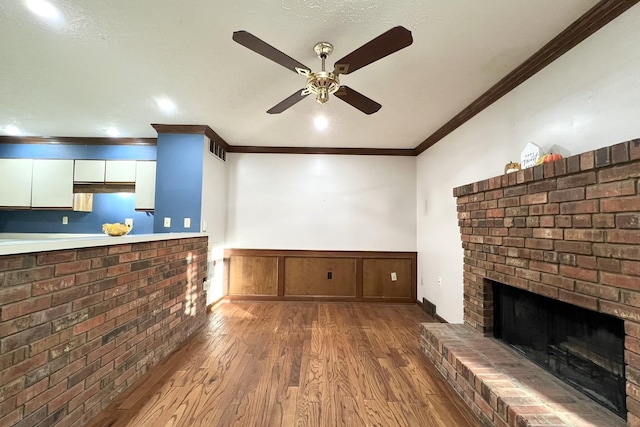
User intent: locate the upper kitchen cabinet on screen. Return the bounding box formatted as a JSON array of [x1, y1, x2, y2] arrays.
[[105, 160, 136, 183], [135, 161, 156, 210], [0, 159, 33, 208], [74, 160, 105, 182], [31, 159, 74, 209]]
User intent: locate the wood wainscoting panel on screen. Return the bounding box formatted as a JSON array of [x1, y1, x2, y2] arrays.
[[225, 249, 417, 302], [228, 255, 278, 295], [363, 258, 412, 298], [284, 257, 357, 297]]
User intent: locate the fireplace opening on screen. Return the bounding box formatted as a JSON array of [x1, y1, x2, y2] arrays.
[[492, 281, 626, 418]]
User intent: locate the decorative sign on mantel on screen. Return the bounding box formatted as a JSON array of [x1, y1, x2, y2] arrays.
[[520, 142, 541, 169]]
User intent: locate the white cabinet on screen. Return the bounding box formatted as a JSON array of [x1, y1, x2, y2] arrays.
[[31, 160, 74, 209], [0, 159, 33, 208], [135, 161, 156, 210], [74, 160, 105, 182], [105, 160, 136, 183]]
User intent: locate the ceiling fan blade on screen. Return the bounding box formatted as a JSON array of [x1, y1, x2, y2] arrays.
[[333, 26, 413, 75], [267, 90, 309, 114], [334, 86, 381, 115], [232, 31, 310, 74]]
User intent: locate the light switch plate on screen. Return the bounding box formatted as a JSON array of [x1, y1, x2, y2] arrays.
[[184, 218, 191, 228], [125, 218, 133, 227], [62, 216, 68, 225], [164, 217, 171, 228], [391, 272, 397, 281]]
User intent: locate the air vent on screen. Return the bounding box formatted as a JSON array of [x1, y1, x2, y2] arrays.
[[209, 140, 226, 161]]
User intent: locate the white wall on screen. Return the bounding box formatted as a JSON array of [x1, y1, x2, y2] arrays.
[[201, 137, 228, 305], [417, 5, 640, 322], [226, 153, 416, 251]]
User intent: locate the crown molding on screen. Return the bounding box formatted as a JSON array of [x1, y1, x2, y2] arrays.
[[414, 0, 639, 155], [227, 145, 416, 156], [0, 136, 156, 145], [150, 124, 230, 152]]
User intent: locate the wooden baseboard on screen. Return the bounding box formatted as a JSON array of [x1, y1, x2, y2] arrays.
[[225, 295, 417, 303], [206, 297, 225, 313]]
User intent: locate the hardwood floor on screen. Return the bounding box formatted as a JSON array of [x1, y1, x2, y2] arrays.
[[86, 301, 481, 427]]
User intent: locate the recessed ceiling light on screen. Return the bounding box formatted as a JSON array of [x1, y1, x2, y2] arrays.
[[4, 125, 21, 136], [156, 97, 177, 113], [25, 0, 62, 22], [314, 115, 328, 131], [106, 127, 120, 137]]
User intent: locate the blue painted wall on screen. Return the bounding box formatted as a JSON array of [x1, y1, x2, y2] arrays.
[[0, 193, 154, 234], [0, 143, 156, 234], [153, 134, 203, 233]]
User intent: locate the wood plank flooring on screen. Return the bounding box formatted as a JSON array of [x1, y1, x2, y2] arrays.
[[86, 301, 481, 427]]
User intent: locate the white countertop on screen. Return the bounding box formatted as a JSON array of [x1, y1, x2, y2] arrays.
[[0, 232, 207, 256]]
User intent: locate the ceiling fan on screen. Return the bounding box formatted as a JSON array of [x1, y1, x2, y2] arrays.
[[232, 26, 413, 115]]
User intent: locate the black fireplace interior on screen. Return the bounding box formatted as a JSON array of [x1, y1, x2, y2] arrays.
[[492, 281, 626, 418]]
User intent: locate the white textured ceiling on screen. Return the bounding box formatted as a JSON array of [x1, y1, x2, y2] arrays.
[[0, 0, 599, 149]]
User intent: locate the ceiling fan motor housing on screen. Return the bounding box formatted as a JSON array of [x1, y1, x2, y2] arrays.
[[302, 42, 340, 104], [305, 71, 340, 104]]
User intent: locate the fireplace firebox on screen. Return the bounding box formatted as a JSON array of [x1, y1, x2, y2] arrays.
[[492, 280, 626, 418]]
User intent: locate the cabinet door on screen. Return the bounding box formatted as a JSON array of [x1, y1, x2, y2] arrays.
[[135, 161, 156, 210], [31, 159, 74, 209], [0, 159, 33, 207], [105, 160, 136, 182], [74, 160, 105, 182]]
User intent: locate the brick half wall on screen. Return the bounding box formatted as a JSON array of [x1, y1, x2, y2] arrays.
[[453, 138, 640, 423], [0, 236, 208, 427]]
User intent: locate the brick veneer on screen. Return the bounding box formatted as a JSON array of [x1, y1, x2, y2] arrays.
[[450, 138, 640, 424], [0, 236, 207, 427]]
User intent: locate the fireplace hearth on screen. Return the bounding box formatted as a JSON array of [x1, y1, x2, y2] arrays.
[[492, 280, 626, 417]]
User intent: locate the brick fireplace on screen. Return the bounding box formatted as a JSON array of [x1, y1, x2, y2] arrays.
[[422, 138, 639, 426]]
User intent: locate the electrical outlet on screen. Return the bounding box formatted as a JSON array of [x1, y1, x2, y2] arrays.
[[163, 217, 171, 228], [391, 272, 397, 281], [420, 277, 424, 286], [438, 276, 442, 286], [202, 220, 207, 232], [184, 218, 191, 228], [125, 218, 133, 227], [62, 216, 68, 225]]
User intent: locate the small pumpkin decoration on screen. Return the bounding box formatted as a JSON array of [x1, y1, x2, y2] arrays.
[[543, 152, 563, 163], [535, 152, 564, 165], [504, 161, 521, 174]]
